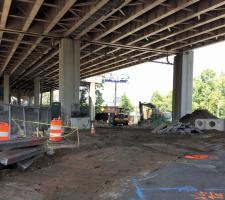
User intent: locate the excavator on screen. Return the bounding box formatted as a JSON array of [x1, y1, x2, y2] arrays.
[[138, 101, 171, 126]]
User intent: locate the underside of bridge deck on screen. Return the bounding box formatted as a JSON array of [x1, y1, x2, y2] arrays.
[[0, 0, 224, 92]]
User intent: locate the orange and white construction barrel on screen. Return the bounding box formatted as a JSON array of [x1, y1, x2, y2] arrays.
[[49, 119, 62, 142], [0, 122, 9, 141]]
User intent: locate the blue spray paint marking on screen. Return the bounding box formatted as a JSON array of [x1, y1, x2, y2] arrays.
[[138, 186, 225, 193], [132, 177, 145, 200], [140, 186, 197, 192]]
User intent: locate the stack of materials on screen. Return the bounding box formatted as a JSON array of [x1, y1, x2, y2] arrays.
[[0, 137, 46, 170], [152, 122, 202, 135]]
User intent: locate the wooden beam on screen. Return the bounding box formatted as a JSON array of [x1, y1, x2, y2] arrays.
[[0, 0, 12, 43], [0, 0, 44, 75], [75, 0, 132, 38], [9, 0, 78, 76], [23, 49, 58, 76], [82, 25, 225, 78], [64, 0, 111, 36], [11, 0, 112, 87], [152, 18, 225, 50], [38, 61, 59, 76], [80, 0, 166, 51], [81, 0, 225, 72], [80, 0, 198, 62], [87, 8, 225, 72]]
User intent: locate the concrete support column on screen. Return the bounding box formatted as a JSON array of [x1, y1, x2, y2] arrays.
[[50, 90, 54, 103], [40, 92, 42, 106], [59, 39, 80, 120], [17, 90, 21, 105], [3, 74, 10, 103], [34, 77, 40, 106], [172, 51, 194, 121], [90, 82, 96, 121], [28, 96, 32, 106]]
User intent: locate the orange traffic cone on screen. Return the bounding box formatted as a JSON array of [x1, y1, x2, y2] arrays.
[[91, 122, 96, 136]]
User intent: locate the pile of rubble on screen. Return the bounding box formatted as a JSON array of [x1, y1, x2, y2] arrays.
[[152, 122, 202, 135], [0, 137, 47, 170], [179, 109, 217, 125], [153, 109, 218, 135]]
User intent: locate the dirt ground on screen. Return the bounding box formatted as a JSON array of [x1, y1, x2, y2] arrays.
[[0, 127, 225, 200]]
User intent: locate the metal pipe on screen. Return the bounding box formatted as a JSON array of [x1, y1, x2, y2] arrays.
[[83, 40, 177, 54], [149, 60, 174, 65], [0, 28, 63, 39]]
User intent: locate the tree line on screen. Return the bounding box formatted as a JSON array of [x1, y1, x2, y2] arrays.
[[151, 69, 225, 118]]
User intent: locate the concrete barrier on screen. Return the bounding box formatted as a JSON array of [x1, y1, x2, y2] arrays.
[[195, 119, 225, 131], [195, 119, 206, 130], [71, 117, 90, 129]]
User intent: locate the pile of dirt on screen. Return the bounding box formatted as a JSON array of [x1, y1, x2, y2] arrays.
[[179, 109, 217, 125]]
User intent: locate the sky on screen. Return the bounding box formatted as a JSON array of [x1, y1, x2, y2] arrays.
[[102, 40, 225, 106]]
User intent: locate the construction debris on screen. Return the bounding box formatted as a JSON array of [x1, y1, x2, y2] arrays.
[[179, 109, 217, 125], [152, 110, 221, 135], [152, 122, 202, 135]]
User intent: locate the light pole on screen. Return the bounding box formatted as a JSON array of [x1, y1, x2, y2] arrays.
[[103, 73, 129, 111], [114, 81, 117, 108]]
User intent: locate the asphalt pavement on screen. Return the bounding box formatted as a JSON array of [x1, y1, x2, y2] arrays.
[[119, 151, 225, 200]]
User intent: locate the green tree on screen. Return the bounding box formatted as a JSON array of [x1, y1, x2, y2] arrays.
[[119, 94, 134, 113], [150, 91, 172, 112], [165, 91, 172, 112], [80, 86, 89, 114], [192, 69, 222, 116], [214, 73, 225, 117], [95, 83, 104, 113], [149, 69, 225, 118]]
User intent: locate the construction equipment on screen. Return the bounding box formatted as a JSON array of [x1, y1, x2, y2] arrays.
[[138, 101, 171, 127], [112, 107, 129, 126], [139, 102, 157, 122]]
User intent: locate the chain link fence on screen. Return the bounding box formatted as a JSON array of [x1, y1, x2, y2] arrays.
[[0, 103, 51, 139], [0, 104, 11, 136]]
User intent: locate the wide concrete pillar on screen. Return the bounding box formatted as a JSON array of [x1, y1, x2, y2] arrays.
[[59, 39, 80, 120], [90, 82, 96, 121], [34, 77, 40, 106], [172, 51, 194, 121], [3, 74, 10, 103]]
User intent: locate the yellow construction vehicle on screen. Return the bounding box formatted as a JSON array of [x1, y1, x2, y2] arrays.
[[112, 107, 129, 126]]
